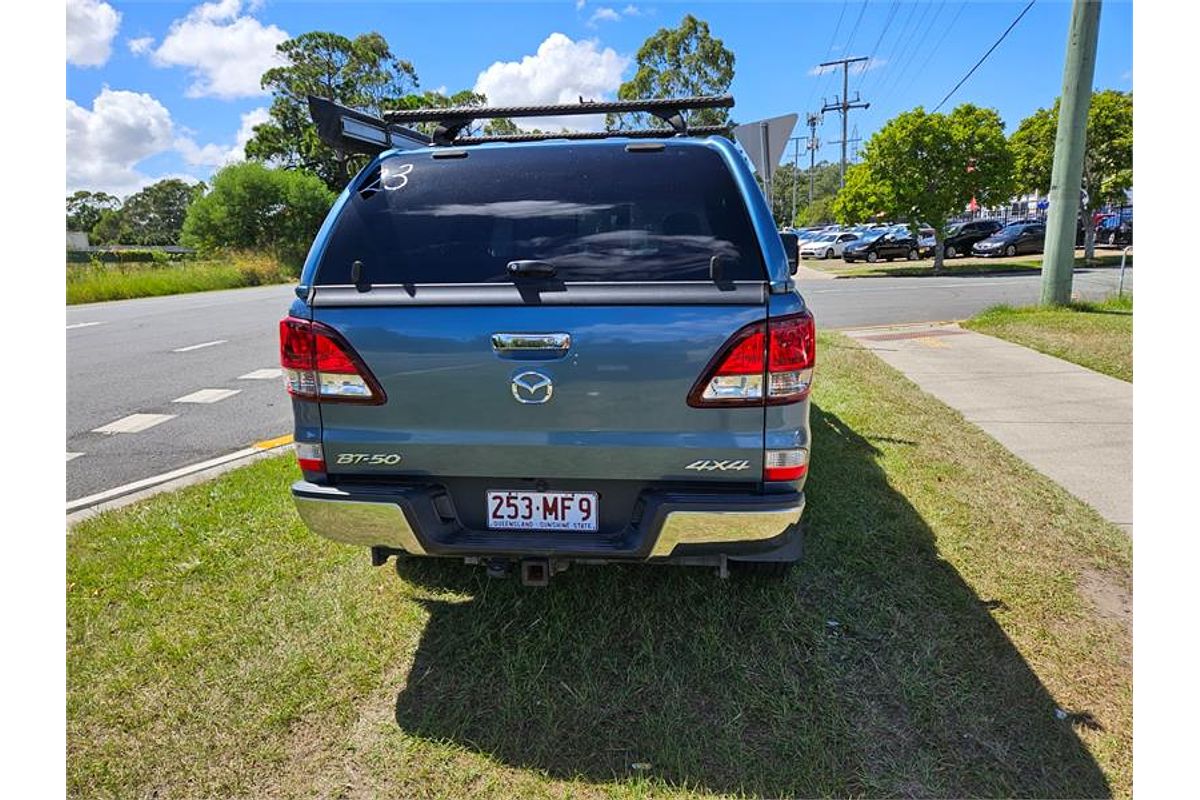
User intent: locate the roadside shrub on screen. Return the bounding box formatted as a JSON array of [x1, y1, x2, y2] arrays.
[[66, 249, 195, 264], [182, 162, 335, 275]]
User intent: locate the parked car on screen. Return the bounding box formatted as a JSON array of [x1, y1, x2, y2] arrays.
[[799, 231, 859, 259], [1097, 213, 1133, 246], [842, 229, 921, 263], [917, 226, 936, 257], [972, 219, 1046, 257], [942, 219, 1002, 258], [283, 96, 813, 584]]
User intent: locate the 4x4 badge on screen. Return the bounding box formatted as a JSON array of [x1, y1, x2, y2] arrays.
[[685, 459, 751, 471], [511, 371, 553, 404]]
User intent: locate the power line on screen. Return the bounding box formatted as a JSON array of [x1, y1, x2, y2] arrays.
[[820, 0, 871, 107], [893, 1, 969, 105], [857, 0, 910, 95], [805, 1, 850, 112], [872, 0, 945, 104], [820, 56, 872, 187], [932, 0, 1038, 113]]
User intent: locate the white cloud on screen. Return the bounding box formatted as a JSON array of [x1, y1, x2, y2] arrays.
[[67, 0, 121, 67], [127, 37, 154, 56], [622, 5, 643, 16], [473, 33, 629, 131], [66, 89, 175, 196], [177, 106, 270, 167], [575, 0, 586, 9], [808, 57, 886, 77], [588, 8, 621, 26], [151, 0, 289, 99]]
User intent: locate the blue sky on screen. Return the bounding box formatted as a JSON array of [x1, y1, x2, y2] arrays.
[[66, 0, 1132, 197]]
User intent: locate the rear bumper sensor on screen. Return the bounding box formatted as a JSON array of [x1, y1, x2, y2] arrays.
[[291, 480, 803, 560]]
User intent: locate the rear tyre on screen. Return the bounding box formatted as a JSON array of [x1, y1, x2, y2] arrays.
[[945, 245, 957, 258], [1005, 244, 1017, 257], [907, 249, 918, 261], [866, 252, 878, 263], [825, 249, 834, 259]]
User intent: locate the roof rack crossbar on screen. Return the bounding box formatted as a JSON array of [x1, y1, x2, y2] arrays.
[[382, 95, 733, 126], [451, 125, 732, 145]]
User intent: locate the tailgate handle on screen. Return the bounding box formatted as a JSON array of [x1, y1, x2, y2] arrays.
[[492, 333, 571, 352]]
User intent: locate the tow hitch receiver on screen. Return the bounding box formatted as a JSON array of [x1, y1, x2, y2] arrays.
[[520, 558, 550, 587]]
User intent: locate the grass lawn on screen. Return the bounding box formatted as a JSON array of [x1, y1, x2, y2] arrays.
[[964, 295, 1132, 381], [807, 249, 1131, 278], [66, 332, 1131, 799], [66, 252, 293, 304]]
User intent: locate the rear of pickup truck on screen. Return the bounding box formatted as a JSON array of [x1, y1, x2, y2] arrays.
[[283, 137, 813, 580]]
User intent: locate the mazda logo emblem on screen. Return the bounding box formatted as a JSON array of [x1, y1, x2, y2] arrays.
[[511, 371, 553, 404]]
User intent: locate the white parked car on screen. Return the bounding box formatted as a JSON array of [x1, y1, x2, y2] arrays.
[[799, 232, 859, 259]]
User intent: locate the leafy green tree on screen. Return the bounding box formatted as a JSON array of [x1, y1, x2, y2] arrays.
[[607, 15, 735, 130], [120, 179, 204, 246], [769, 160, 844, 226], [834, 104, 1013, 271], [181, 162, 336, 272], [245, 31, 420, 189], [832, 163, 896, 226], [1010, 89, 1132, 259], [66, 190, 120, 233], [89, 208, 129, 245]]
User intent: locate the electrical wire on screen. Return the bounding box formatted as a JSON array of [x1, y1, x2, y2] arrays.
[[873, 0, 947, 104], [804, 0, 850, 113], [932, 0, 1037, 113], [892, 1, 968, 105]]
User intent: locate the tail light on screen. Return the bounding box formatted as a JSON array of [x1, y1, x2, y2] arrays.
[[688, 310, 815, 407], [294, 441, 326, 473], [279, 317, 385, 404], [765, 448, 808, 481]]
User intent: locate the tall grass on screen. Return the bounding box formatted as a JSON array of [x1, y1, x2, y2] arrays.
[[66, 250, 293, 304]]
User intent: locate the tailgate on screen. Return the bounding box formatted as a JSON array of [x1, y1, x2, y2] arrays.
[[313, 301, 766, 482]]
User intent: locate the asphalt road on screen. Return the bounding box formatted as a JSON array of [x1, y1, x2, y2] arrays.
[[66, 267, 1131, 503]]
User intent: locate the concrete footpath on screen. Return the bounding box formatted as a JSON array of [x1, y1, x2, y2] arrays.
[[844, 323, 1132, 534]]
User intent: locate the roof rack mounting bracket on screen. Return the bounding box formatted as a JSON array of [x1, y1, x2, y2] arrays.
[[650, 110, 687, 133]]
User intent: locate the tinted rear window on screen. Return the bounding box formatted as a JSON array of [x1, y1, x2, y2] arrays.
[[315, 143, 765, 284]]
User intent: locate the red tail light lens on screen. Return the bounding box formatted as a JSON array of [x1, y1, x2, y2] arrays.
[[688, 310, 815, 407], [279, 317, 385, 404]]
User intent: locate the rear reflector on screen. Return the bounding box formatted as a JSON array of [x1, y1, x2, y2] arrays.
[[279, 317, 385, 404], [764, 448, 808, 481], [295, 441, 326, 473], [689, 310, 815, 407]]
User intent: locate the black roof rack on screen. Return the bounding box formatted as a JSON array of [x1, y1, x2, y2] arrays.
[[453, 125, 731, 146], [308, 94, 733, 153], [384, 94, 734, 146]]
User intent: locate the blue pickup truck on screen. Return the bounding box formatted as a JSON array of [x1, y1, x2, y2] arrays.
[[281, 96, 814, 584]]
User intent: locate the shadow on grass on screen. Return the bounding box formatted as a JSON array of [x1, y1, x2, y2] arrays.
[[390, 406, 1110, 797]]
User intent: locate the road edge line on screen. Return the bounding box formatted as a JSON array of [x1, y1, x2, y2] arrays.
[[66, 436, 293, 525]]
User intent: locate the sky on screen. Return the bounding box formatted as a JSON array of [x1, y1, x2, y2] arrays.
[[65, 0, 1133, 198]]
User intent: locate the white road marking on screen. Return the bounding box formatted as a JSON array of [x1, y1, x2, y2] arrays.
[[92, 413, 176, 434], [67, 452, 83, 462], [173, 388, 241, 404], [173, 339, 226, 352], [238, 368, 282, 380], [67, 321, 105, 330]]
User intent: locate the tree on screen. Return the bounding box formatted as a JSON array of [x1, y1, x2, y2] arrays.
[[89, 208, 128, 246], [832, 163, 895, 225], [245, 31, 420, 189], [833, 104, 1013, 271], [607, 15, 735, 130], [66, 190, 120, 233], [181, 162, 336, 272], [768, 160, 844, 226], [120, 179, 204, 245], [1010, 90, 1132, 260]]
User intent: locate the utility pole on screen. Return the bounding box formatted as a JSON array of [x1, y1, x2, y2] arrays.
[[789, 136, 803, 224], [805, 112, 821, 203], [1041, 0, 1103, 306], [819, 56, 870, 187]]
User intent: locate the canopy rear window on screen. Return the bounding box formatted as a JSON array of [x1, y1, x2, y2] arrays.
[[315, 143, 765, 285]]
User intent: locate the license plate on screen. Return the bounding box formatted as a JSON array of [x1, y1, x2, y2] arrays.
[[486, 490, 598, 531]]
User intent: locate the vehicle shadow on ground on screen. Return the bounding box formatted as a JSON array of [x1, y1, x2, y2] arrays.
[[389, 405, 1110, 797]]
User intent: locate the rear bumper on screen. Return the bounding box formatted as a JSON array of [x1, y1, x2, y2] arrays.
[[291, 480, 804, 560]]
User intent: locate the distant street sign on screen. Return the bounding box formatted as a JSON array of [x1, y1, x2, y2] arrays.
[[733, 114, 799, 183], [1037, 198, 1050, 210]]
